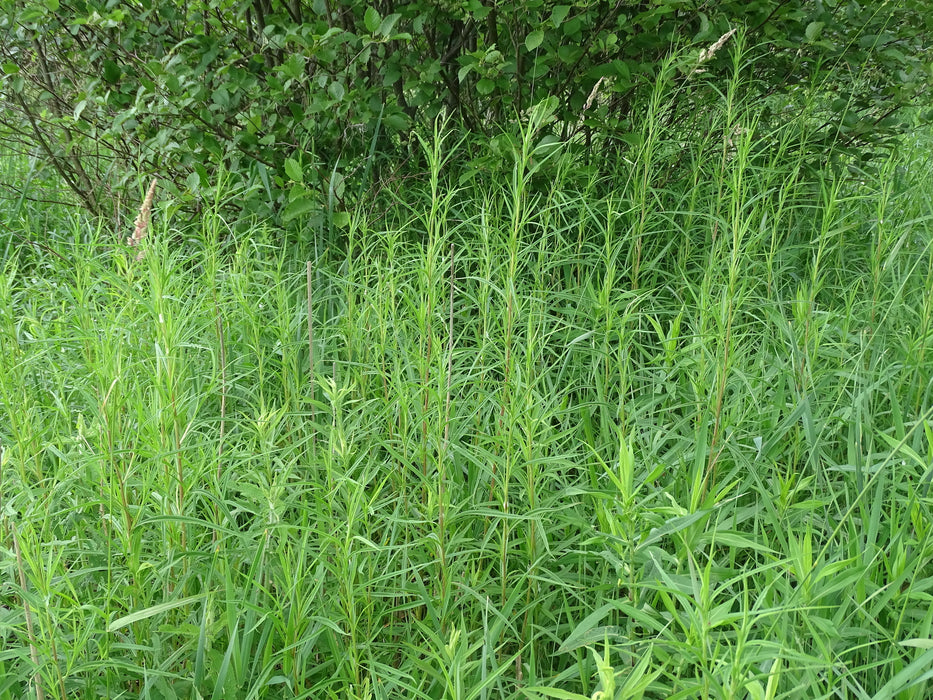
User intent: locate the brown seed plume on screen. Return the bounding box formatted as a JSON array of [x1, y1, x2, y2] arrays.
[[691, 29, 737, 76], [127, 178, 158, 260]]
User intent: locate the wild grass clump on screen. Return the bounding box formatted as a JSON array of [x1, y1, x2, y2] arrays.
[[1, 50, 932, 700]]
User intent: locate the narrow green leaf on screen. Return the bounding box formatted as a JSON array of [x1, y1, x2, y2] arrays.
[[210, 623, 237, 700], [901, 639, 933, 650], [521, 688, 589, 699], [637, 509, 710, 550], [870, 648, 933, 699], [557, 602, 617, 653], [108, 594, 204, 632]]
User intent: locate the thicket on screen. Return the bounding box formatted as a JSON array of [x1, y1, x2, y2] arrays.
[[1, 0, 931, 239], [3, 2, 933, 698], [2, 113, 933, 698]]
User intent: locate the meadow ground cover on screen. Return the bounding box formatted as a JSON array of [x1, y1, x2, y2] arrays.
[[1, 77, 933, 699]]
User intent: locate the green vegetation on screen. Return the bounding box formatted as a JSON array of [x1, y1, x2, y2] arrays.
[[2, 19, 933, 700], [1, 0, 930, 230]]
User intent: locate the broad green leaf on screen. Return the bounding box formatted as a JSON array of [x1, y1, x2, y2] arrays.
[[102, 59, 121, 84], [562, 16, 582, 38], [279, 54, 304, 79], [283, 197, 320, 223], [364, 6, 380, 33], [614, 59, 631, 81], [525, 29, 544, 52], [805, 21, 824, 42], [384, 112, 409, 131], [284, 157, 303, 183], [550, 5, 571, 27], [476, 78, 495, 94], [378, 13, 401, 37], [211, 86, 229, 108], [288, 183, 308, 202], [557, 45, 583, 63], [328, 81, 345, 101]]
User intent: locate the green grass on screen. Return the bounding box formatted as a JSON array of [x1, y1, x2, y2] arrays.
[[2, 66, 933, 699]]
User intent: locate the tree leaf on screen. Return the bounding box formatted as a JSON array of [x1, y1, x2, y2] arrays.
[[550, 5, 571, 28], [102, 59, 121, 84], [283, 196, 319, 223], [525, 29, 544, 52], [384, 112, 409, 131], [284, 157, 303, 183], [805, 21, 824, 42], [476, 78, 496, 95], [378, 13, 401, 37], [457, 64, 473, 82], [364, 6, 380, 34], [328, 81, 345, 101]]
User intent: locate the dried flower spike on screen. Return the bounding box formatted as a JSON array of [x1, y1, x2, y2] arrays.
[[583, 77, 605, 112], [697, 28, 736, 65], [127, 178, 158, 260]]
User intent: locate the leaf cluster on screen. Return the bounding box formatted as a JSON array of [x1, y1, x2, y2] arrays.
[[0, 0, 929, 240]]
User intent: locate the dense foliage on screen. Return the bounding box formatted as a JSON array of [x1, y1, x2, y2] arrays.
[[2, 1, 933, 696], [1, 0, 931, 235], [1, 113, 933, 697]]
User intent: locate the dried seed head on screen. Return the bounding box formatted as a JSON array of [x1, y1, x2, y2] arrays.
[[697, 28, 736, 65], [127, 178, 158, 260], [583, 77, 605, 112]]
